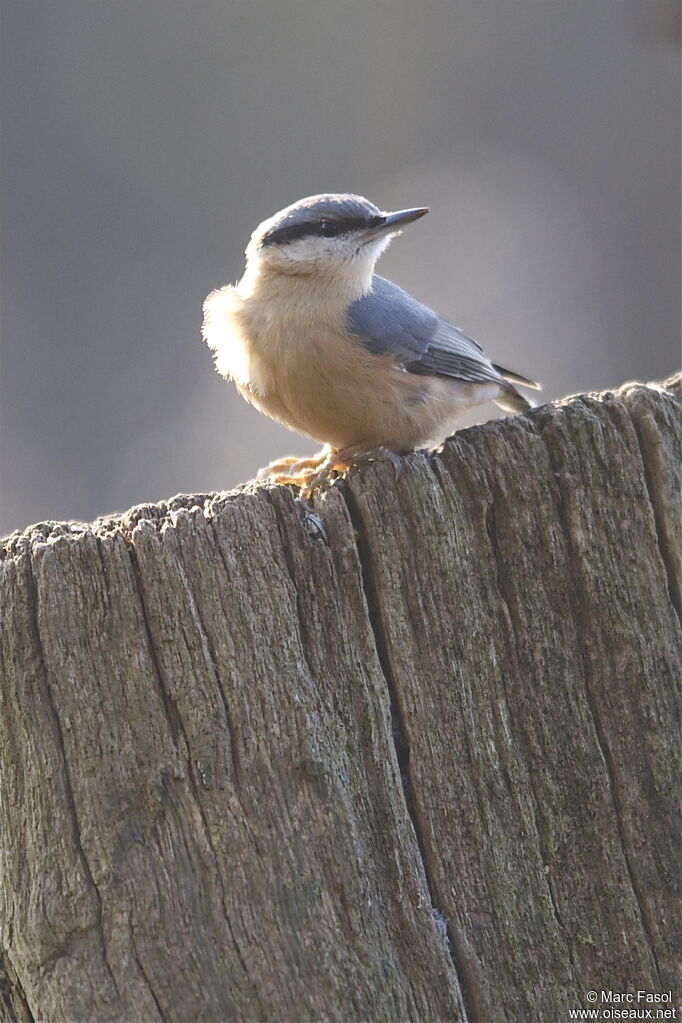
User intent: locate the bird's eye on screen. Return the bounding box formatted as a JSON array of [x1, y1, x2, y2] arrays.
[[319, 220, 338, 237]]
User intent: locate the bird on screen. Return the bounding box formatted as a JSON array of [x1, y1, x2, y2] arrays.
[[202, 193, 540, 492]]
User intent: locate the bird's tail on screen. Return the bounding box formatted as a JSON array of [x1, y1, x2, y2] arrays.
[[494, 388, 537, 413], [491, 363, 542, 414]]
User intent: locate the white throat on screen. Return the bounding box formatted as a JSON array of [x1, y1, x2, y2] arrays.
[[239, 232, 394, 302]]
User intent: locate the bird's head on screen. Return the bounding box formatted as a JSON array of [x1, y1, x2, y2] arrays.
[[244, 193, 429, 285]]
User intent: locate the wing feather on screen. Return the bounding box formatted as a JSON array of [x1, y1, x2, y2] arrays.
[[347, 276, 502, 385]]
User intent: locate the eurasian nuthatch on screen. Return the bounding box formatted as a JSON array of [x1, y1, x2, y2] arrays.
[[202, 193, 539, 488]]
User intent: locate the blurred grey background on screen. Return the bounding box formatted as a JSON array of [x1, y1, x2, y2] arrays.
[[1, 0, 679, 534]]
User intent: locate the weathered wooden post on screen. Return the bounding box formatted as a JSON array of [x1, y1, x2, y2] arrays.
[[0, 376, 679, 1023]]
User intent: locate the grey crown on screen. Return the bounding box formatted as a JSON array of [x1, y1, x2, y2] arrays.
[[261, 194, 381, 247]]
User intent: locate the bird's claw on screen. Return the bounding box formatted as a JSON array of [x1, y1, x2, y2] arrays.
[[335, 445, 404, 480], [379, 447, 403, 479]]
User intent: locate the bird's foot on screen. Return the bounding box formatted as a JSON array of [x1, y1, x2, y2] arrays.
[[257, 449, 340, 494], [324, 445, 403, 478], [256, 451, 327, 483], [258, 446, 403, 497], [298, 445, 403, 497]]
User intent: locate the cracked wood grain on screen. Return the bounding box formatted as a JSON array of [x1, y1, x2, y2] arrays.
[[0, 375, 679, 1023]]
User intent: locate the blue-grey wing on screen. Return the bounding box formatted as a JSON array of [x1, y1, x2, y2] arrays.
[[346, 276, 504, 385]]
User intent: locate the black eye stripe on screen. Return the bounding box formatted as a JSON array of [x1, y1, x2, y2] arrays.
[[262, 214, 379, 247]]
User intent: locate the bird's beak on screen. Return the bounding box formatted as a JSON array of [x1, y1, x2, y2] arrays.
[[363, 206, 429, 239]]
